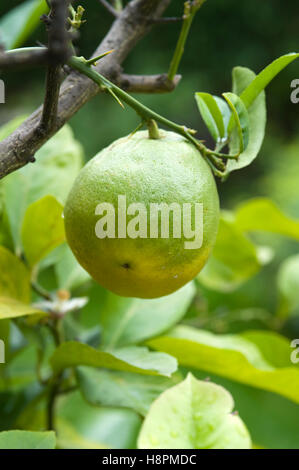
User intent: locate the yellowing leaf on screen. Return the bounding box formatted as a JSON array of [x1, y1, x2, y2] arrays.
[[0, 297, 46, 320], [0, 246, 30, 302], [22, 195, 65, 267]]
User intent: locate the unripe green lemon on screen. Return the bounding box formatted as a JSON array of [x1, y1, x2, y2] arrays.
[[64, 130, 219, 298]]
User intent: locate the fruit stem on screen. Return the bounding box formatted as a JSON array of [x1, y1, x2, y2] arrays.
[[147, 119, 160, 139], [68, 55, 229, 176], [69, 56, 202, 147]]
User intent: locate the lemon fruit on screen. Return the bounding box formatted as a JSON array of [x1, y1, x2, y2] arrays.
[[64, 130, 220, 298]]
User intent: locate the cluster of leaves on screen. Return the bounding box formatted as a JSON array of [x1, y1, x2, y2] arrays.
[[0, 115, 299, 449], [195, 53, 299, 177]]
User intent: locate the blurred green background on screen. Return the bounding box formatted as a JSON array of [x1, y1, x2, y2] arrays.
[[1, 1, 299, 450], [1, 0, 299, 325]]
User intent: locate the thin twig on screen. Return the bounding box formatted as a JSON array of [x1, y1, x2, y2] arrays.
[[99, 0, 118, 17], [47, 373, 62, 431], [32, 282, 52, 300], [168, 0, 206, 81]]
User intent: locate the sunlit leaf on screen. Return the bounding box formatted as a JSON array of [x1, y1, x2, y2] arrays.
[[21, 195, 65, 267], [148, 326, 299, 404], [0, 297, 46, 320], [138, 373, 251, 449], [190, 370, 299, 450], [0, 246, 30, 302]]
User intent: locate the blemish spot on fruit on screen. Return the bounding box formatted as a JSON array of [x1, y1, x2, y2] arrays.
[[121, 262, 131, 269]]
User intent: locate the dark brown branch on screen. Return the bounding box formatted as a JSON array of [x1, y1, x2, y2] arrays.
[[40, 65, 62, 132], [118, 72, 181, 93], [39, 0, 70, 133], [0, 0, 172, 179], [45, 0, 72, 64]]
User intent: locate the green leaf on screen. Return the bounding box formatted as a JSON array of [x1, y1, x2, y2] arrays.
[[0, 246, 30, 302], [0, 297, 46, 320], [0, 319, 10, 353], [138, 373, 251, 449], [55, 244, 90, 290], [277, 254, 299, 313], [0, 122, 83, 250], [197, 215, 261, 292], [0, 1, 49, 49], [214, 96, 232, 133], [227, 53, 299, 135], [100, 282, 195, 348], [50, 342, 177, 377], [21, 195, 65, 267], [239, 53, 299, 109], [77, 368, 177, 416], [0, 430, 56, 449], [235, 198, 299, 240], [226, 67, 266, 173], [56, 391, 140, 449], [195, 92, 225, 141], [2, 344, 38, 390], [188, 370, 299, 450], [148, 326, 299, 405], [223, 92, 249, 153]]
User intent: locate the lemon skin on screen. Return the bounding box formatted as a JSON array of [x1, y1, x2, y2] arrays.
[[64, 130, 220, 298]]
